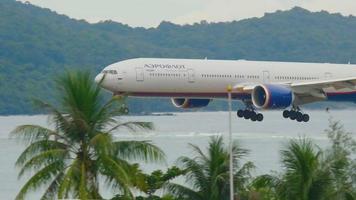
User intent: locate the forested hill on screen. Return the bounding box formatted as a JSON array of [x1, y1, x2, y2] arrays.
[[1, 0, 356, 115]]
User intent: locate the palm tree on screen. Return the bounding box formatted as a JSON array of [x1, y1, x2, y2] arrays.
[[167, 136, 254, 200], [11, 71, 165, 200], [253, 138, 332, 200]]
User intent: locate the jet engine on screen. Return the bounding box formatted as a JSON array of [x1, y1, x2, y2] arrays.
[[171, 98, 211, 109], [252, 84, 294, 109]]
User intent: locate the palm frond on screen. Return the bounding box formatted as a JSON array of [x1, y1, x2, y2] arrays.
[[174, 136, 254, 200], [99, 156, 134, 198], [99, 156, 131, 185], [40, 172, 64, 200], [32, 99, 71, 134], [113, 140, 165, 163], [278, 138, 329, 200], [165, 182, 202, 200], [11, 125, 58, 144], [58, 159, 79, 199], [232, 140, 250, 160], [178, 156, 207, 190], [89, 132, 113, 155], [235, 161, 255, 189], [18, 149, 67, 178], [188, 143, 209, 163], [90, 96, 126, 130], [252, 174, 282, 189], [15, 161, 64, 200], [15, 139, 67, 166], [309, 169, 333, 200], [109, 121, 154, 133]]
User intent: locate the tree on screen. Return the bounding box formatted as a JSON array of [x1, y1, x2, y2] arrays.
[[11, 71, 165, 199], [167, 136, 254, 200], [137, 166, 186, 199], [322, 120, 356, 199], [111, 166, 184, 200], [253, 138, 332, 200]]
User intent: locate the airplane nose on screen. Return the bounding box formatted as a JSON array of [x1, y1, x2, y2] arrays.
[[94, 73, 103, 83]]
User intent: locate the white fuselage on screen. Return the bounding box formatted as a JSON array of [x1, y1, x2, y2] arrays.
[[96, 58, 356, 100]]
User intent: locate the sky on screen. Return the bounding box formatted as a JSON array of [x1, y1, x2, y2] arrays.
[[20, 0, 356, 28]]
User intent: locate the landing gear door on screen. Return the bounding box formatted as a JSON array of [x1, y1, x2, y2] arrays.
[[136, 68, 144, 82], [263, 71, 270, 83], [188, 69, 195, 83]]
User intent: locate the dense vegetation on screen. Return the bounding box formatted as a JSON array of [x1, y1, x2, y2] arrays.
[[2, 0, 356, 114]]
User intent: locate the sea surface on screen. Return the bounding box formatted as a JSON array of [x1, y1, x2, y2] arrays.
[[0, 110, 355, 199]]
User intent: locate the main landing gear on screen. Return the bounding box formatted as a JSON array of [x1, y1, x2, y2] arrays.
[[237, 109, 264, 122], [282, 108, 310, 122]]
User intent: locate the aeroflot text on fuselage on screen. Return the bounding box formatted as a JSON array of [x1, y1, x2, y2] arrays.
[[144, 64, 185, 70], [96, 58, 356, 123]]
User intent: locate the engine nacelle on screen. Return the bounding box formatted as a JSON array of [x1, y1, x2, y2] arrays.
[[171, 98, 211, 109], [252, 84, 294, 109]]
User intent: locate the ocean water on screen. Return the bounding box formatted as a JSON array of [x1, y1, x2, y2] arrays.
[[0, 110, 355, 199]]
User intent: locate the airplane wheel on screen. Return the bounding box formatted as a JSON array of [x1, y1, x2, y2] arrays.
[[302, 114, 310, 122], [256, 113, 264, 122], [250, 111, 257, 118], [251, 115, 257, 121], [289, 111, 297, 120], [243, 110, 251, 119], [237, 110, 244, 118], [296, 112, 303, 122], [283, 110, 290, 118]]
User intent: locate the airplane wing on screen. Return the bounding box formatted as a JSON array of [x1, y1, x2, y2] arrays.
[[291, 77, 356, 91], [291, 77, 356, 104], [233, 77, 356, 105]]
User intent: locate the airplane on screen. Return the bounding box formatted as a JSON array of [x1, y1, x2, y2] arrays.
[[95, 58, 356, 123]]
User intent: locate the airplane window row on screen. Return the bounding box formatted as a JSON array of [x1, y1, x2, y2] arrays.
[[201, 74, 259, 79], [201, 74, 232, 78], [102, 70, 118, 74], [246, 75, 259, 79], [275, 76, 319, 81], [149, 73, 185, 77]]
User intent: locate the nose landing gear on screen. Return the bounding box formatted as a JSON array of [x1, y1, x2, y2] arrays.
[[283, 108, 309, 122]]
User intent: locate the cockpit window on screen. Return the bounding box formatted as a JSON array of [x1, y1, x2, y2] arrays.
[[102, 70, 118, 74]]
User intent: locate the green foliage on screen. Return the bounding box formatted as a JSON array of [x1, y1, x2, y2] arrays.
[[137, 166, 186, 197], [322, 119, 356, 199], [112, 165, 185, 200], [2, 1, 356, 114], [252, 126, 356, 200], [253, 138, 332, 200], [283, 139, 332, 200], [11, 71, 165, 199], [167, 136, 255, 200]]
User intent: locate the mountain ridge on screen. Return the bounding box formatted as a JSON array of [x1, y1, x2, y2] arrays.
[[1, 0, 356, 114]]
